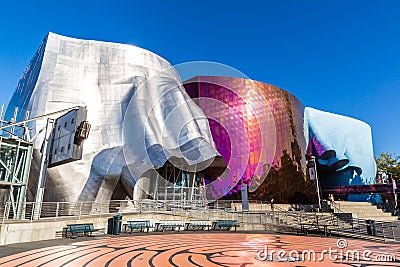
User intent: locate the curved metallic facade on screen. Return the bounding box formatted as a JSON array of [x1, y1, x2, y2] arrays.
[[7, 33, 224, 205], [305, 107, 377, 201], [184, 77, 377, 202], [184, 77, 312, 202], [7, 33, 378, 205]]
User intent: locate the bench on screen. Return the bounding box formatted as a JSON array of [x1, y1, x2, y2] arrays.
[[64, 223, 98, 238], [297, 223, 331, 237], [185, 220, 212, 231], [212, 220, 240, 231], [154, 220, 184, 232], [123, 220, 151, 233]]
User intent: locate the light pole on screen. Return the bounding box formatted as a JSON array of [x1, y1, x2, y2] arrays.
[[307, 156, 322, 211]]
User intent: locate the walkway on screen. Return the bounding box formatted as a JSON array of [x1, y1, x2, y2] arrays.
[[0, 232, 398, 266]]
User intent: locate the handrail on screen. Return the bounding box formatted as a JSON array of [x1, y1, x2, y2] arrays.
[[0, 106, 82, 131], [1, 199, 398, 242]]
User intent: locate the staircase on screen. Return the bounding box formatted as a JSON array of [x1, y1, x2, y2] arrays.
[[334, 201, 399, 222]]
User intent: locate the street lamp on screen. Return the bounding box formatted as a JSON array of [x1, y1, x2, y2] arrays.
[[307, 156, 322, 211]]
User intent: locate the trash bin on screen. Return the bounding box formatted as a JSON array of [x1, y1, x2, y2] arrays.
[[366, 219, 376, 236], [112, 215, 123, 235]]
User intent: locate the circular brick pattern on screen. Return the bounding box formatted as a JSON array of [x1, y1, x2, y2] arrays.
[[0, 233, 399, 266]]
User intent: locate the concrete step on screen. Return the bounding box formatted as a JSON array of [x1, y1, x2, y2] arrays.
[[354, 216, 399, 222], [333, 201, 399, 223], [347, 211, 391, 216], [337, 202, 376, 205]]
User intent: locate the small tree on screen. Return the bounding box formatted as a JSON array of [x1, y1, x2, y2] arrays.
[[375, 152, 400, 181]]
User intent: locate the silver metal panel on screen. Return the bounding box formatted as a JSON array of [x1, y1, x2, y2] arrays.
[[48, 107, 87, 167], [8, 33, 223, 205]]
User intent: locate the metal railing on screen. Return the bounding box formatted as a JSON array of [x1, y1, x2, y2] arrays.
[[0, 199, 315, 229], [1, 199, 399, 242], [0, 200, 273, 222], [327, 201, 400, 242]]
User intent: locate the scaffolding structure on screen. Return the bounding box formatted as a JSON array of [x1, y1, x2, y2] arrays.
[[0, 103, 34, 220], [0, 137, 33, 219]]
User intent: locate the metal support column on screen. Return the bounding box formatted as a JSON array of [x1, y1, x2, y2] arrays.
[[33, 118, 54, 220], [308, 156, 322, 211]]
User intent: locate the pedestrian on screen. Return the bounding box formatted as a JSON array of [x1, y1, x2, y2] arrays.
[[329, 194, 335, 205]]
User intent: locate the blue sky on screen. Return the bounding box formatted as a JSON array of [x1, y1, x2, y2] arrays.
[[0, 0, 399, 156]]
